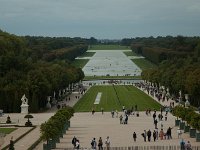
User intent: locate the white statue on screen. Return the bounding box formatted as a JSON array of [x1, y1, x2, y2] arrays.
[[21, 94, 29, 114], [47, 96, 51, 102], [21, 94, 28, 105]]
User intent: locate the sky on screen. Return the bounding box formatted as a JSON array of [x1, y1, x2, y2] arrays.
[[0, 0, 200, 39]]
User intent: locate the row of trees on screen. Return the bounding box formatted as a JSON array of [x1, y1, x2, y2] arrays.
[[141, 57, 200, 106], [173, 106, 200, 131], [121, 36, 200, 64], [0, 30, 88, 113], [121, 36, 200, 107]]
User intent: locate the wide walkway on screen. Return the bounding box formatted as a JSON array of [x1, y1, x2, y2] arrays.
[[1, 84, 199, 149]]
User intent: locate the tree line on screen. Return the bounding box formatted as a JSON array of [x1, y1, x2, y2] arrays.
[[0, 29, 88, 113], [121, 36, 200, 107]]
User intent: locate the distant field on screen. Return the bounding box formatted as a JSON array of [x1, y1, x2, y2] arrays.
[[89, 45, 129, 50], [71, 59, 89, 68], [83, 76, 141, 80], [131, 58, 157, 70], [73, 85, 161, 112], [0, 128, 17, 134], [123, 51, 139, 56], [78, 52, 95, 57]]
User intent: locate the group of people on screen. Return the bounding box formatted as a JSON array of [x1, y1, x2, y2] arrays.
[[90, 136, 110, 150], [180, 139, 192, 150], [72, 136, 110, 150], [72, 136, 80, 149]]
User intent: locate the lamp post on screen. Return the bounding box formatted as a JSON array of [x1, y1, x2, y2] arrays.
[[185, 94, 190, 107]]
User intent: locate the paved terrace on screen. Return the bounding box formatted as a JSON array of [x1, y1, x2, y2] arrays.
[[1, 85, 200, 150]]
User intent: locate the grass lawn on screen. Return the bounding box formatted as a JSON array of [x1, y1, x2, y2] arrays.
[[89, 45, 130, 50], [0, 128, 17, 134], [123, 51, 139, 56], [78, 52, 95, 57], [83, 76, 141, 80], [73, 85, 161, 112], [71, 59, 89, 68], [131, 58, 157, 70]]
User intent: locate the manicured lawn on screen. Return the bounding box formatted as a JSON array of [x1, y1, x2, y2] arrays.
[[78, 52, 95, 57], [131, 58, 157, 70], [71, 59, 89, 68], [89, 45, 129, 50], [73, 85, 161, 112], [123, 51, 139, 56], [0, 128, 17, 134], [83, 76, 141, 80]]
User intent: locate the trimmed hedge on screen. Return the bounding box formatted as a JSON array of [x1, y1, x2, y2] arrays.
[[40, 107, 74, 141]]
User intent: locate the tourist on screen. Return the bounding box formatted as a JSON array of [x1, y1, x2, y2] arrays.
[[72, 136, 77, 148], [98, 137, 103, 150], [111, 110, 114, 118], [105, 136, 110, 150], [75, 139, 80, 149], [119, 115, 123, 124], [101, 107, 104, 115], [185, 141, 192, 150], [153, 111, 156, 121], [115, 110, 118, 118], [153, 130, 156, 142], [155, 128, 159, 140], [160, 121, 163, 129], [165, 113, 168, 121], [154, 119, 158, 129], [92, 108, 95, 115], [133, 132, 137, 142], [141, 130, 147, 142], [159, 129, 164, 140], [177, 128, 182, 139], [9, 136, 14, 150], [91, 138, 97, 149], [147, 129, 152, 142], [180, 139, 185, 150], [166, 127, 172, 139]]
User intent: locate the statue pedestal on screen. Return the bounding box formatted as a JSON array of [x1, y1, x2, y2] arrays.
[[21, 104, 29, 114]]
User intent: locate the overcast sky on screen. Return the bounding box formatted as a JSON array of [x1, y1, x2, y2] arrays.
[[1, 0, 200, 39]]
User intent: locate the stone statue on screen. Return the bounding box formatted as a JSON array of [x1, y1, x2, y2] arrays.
[[46, 96, 51, 109], [21, 94, 28, 105], [21, 94, 29, 114]]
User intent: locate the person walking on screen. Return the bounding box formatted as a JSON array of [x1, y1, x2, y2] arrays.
[[159, 129, 164, 140], [91, 138, 97, 149], [147, 129, 152, 142], [177, 128, 182, 139], [119, 115, 123, 124], [105, 136, 110, 150], [167, 127, 172, 139], [101, 107, 104, 115], [141, 130, 147, 142], [133, 132, 137, 142], [185, 141, 192, 150], [98, 137, 103, 150], [153, 130, 156, 142], [75, 139, 80, 150], [72, 136, 77, 148], [154, 119, 158, 129], [9, 136, 14, 150], [180, 139, 185, 150]]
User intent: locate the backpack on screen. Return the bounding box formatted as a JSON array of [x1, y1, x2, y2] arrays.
[[91, 141, 94, 146]]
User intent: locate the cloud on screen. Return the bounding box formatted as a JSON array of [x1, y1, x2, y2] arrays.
[[0, 0, 200, 38]]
